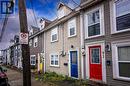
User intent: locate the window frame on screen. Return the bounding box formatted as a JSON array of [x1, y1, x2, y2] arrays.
[[111, 0, 130, 34], [33, 37, 38, 47], [112, 41, 130, 81], [58, 7, 65, 19], [51, 27, 58, 43], [68, 18, 77, 37], [85, 5, 104, 39], [30, 55, 36, 65], [50, 53, 59, 67], [90, 47, 100, 64], [29, 39, 33, 46]]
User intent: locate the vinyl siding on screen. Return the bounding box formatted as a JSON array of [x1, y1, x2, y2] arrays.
[[44, 15, 81, 78], [83, 0, 130, 85]]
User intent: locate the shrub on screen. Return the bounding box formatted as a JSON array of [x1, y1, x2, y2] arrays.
[[35, 72, 74, 82], [30, 65, 36, 69]]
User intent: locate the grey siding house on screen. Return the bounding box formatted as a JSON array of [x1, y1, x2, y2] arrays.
[[44, 2, 82, 79], [80, 0, 130, 86], [10, 35, 22, 68], [29, 19, 51, 72]]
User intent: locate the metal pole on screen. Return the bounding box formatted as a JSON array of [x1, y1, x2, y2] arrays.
[[18, 0, 31, 86]]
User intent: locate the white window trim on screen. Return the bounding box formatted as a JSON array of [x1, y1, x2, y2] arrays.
[[68, 18, 77, 38], [110, 0, 130, 34], [112, 40, 130, 81], [84, 5, 104, 39], [50, 53, 59, 67], [51, 27, 58, 43], [30, 55, 36, 65]]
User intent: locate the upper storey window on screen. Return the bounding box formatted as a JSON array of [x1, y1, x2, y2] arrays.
[[85, 5, 104, 38], [112, 0, 130, 33]]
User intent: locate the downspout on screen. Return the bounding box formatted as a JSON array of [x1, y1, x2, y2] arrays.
[[62, 24, 65, 56], [80, 11, 85, 79], [41, 33, 44, 72], [43, 32, 46, 73]]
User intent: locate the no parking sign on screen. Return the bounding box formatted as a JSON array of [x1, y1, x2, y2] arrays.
[[20, 33, 29, 44]]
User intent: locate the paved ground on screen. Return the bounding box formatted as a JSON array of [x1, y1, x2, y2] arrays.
[[5, 67, 104, 86], [6, 67, 48, 86]]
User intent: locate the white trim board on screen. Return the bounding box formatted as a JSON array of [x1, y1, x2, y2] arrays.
[[112, 40, 130, 81], [68, 48, 80, 79], [110, 0, 130, 34], [84, 4, 105, 39], [85, 41, 107, 83]]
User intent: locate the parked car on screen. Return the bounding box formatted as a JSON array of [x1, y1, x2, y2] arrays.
[[0, 66, 8, 86]]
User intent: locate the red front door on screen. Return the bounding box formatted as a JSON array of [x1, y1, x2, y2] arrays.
[[89, 45, 102, 80]]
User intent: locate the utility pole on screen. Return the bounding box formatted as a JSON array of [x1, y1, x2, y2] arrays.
[[18, 0, 31, 86]]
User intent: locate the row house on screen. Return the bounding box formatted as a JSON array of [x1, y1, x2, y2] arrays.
[[0, 50, 5, 64], [0, 48, 10, 65], [29, 2, 82, 78], [28, 0, 130, 85], [80, 0, 130, 86], [10, 35, 22, 68], [29, 18, 51, 72], [44, 3, 81, 78], [1, 35, 22, 69]]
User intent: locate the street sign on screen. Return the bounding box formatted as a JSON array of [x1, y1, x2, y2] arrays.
[[20, 33, 28, 44]]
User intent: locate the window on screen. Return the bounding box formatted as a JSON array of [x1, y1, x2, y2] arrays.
[[112, 41, 130, 80], [68, 18, 76, 37], [29, 29, 33, 36], [50, 54, 59, 67], [71, 51, 77, 64], [30, 55, 36, 65], [51, 27, 58, 42], [85, 6, 104, 38], [88, 10, 100, 36], [29, 39, 33, 46], [112, 0, 130, 32], [91, 48, 100, 64], [34, 37, 38, 47], [118, 46, 130, 78], [58, 8, 64, 19]]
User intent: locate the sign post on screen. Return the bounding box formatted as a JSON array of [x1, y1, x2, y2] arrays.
[[18, 0, 31, 86]]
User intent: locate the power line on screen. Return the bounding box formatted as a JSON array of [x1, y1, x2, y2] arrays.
[[0, 14, 9, 42], [29, 0, 38, 27], [28, 9, 36, 26], [71, 0, 80, 7], [28, 1, 37, 26], [43, 0, 58, 18]]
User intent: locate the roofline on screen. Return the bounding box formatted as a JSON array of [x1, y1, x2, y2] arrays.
[[57, 2, 73, 11], [29, 10, 80, 39], [80, 0, 103, 10]]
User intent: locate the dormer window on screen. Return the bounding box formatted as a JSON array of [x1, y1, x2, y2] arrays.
[[58, 8, 65, 19], [39, 19, 45, 30], [57, 3, 72, 19], [34, 37, 38, 47], [29, 29, 33, 36]]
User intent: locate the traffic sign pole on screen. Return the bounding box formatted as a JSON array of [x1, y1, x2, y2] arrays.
[[18, 0, 31, 86]]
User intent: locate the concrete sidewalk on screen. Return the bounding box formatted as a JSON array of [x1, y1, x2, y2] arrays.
[[6, 67, 48, 86]]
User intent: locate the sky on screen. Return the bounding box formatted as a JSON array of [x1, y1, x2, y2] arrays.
[[0, 0, 80, 50]]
